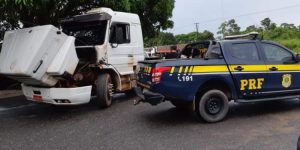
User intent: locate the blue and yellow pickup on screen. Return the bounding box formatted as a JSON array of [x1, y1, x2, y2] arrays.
[[135, 33, 300, 123]]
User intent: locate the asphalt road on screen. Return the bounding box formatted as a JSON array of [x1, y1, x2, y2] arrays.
[[1, 95, 300, 150]]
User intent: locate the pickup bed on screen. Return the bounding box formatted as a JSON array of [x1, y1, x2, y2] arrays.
[[136, 37, 300, 122]]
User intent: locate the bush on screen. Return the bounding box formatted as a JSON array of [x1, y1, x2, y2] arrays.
[[276, 39, 300, 52]]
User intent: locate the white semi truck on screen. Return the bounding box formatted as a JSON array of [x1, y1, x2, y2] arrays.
[[0, 8, 144, 108]]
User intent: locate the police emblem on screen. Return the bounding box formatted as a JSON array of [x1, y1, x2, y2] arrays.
[[282, 74, 292, 88]]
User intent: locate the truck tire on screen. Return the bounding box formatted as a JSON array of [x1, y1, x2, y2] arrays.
[[195, 89, 229, 123], [96, 74, 113, 108]]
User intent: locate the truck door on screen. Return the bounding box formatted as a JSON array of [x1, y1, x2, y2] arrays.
[[260, 42, 300, 96], [107, 22, 134, 75], [224, 41, 268, 99]]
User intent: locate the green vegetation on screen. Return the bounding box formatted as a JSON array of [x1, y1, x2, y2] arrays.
[[175, 30, 214, 44], [146, 18, 300, 52], [144, 30, 215, 47], [264, 26, 300, 52], [0, 0, 175, 39], [217, 19, 241, 37], [218, 18, 300, 52], [1, 1, 300, 51]]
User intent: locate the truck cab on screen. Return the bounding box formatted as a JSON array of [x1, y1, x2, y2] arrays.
[[0, 8, 144, 108], [61, 8, 144, 76], [136, 32, 300, 122]]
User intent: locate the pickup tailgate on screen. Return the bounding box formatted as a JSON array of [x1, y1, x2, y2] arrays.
[[137, 60, 172, 89], [137, 61, 157, 88]]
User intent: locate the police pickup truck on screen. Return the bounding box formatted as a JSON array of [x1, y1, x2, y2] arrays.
[[135, 32, 300, 123]]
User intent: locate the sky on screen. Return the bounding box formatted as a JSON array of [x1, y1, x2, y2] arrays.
[[167, 0, 300, 36]]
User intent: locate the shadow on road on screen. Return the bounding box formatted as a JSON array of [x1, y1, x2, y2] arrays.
[[228, 99, 300, 118], [141, 99, 300, 125], [141, 107, 198, 125], [0, 93, 133, 122], [2, 95, 300, 127]]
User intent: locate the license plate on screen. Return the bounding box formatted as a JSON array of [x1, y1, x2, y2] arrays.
[[33, 95, 43, 102]]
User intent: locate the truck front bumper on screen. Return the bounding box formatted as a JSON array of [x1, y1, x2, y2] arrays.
[[134, 87, 165, 105], [21, 84, 92, 105]]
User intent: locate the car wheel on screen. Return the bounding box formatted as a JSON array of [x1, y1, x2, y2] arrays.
[[195, 89, 229, 123]]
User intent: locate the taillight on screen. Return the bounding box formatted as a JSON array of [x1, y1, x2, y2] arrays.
[[151, 67, 171, 84]]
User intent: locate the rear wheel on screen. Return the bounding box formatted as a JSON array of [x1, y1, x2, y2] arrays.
[[195, 89, 229, 123], [95, 74, 114, 108]]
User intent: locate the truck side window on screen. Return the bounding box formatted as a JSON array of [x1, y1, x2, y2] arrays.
[[230, 43, 259, 61], [110, 23, 130, 44], [261, 43, 293, 62]]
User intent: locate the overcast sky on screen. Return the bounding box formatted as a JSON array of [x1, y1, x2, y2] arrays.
[[167, 0, 300, 36]]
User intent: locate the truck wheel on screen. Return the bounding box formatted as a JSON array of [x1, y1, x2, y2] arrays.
[[96, 74, 113, 108], [195, 89, 229, 123]]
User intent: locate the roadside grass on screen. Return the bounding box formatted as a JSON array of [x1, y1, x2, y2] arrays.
[[275, 39, 300, 53]]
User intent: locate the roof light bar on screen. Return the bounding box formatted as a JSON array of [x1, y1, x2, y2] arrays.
[[224, 32, 260, 40]]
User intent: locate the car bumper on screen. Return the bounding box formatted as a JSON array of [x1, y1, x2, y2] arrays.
[[21, 84, 92, 105], [134, 87, 164, 105]]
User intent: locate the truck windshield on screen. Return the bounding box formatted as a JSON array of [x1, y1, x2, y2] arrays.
[[62, 20, 107, 46]]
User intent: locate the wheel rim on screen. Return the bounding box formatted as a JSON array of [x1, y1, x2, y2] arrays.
[[205, 97, 223, 115]]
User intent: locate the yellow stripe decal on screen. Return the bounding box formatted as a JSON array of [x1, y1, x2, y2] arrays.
[[189, 66, 194, 74], [170, 67, 175, 74], [267, 65, 300, 71], [229, 65, 267, 72], [193, 65, 228, 73], [148, 67, 152, 73], [184, 66, 189, 74], [178, 66, 183, 74], [167, 64, 300, 75]]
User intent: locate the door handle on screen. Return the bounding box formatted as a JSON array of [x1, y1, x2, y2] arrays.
[[234, 66, 244, 71], [269, 66, 278, 71]]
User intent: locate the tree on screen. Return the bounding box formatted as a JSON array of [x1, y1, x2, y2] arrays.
[[261, 18, 276, 30], [280, 23, 297, 29], [144, 32, 177, 47], [217, 19, 241, 37], [244, 25, 262, 33], [0, 0, 175, 39], [175, 30, 214, 44]]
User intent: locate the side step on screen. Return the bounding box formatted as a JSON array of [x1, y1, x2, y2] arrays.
[[235, 95, 300, 103]]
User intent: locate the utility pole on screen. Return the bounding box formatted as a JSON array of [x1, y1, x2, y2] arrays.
[[194, 23, 199, 41]]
